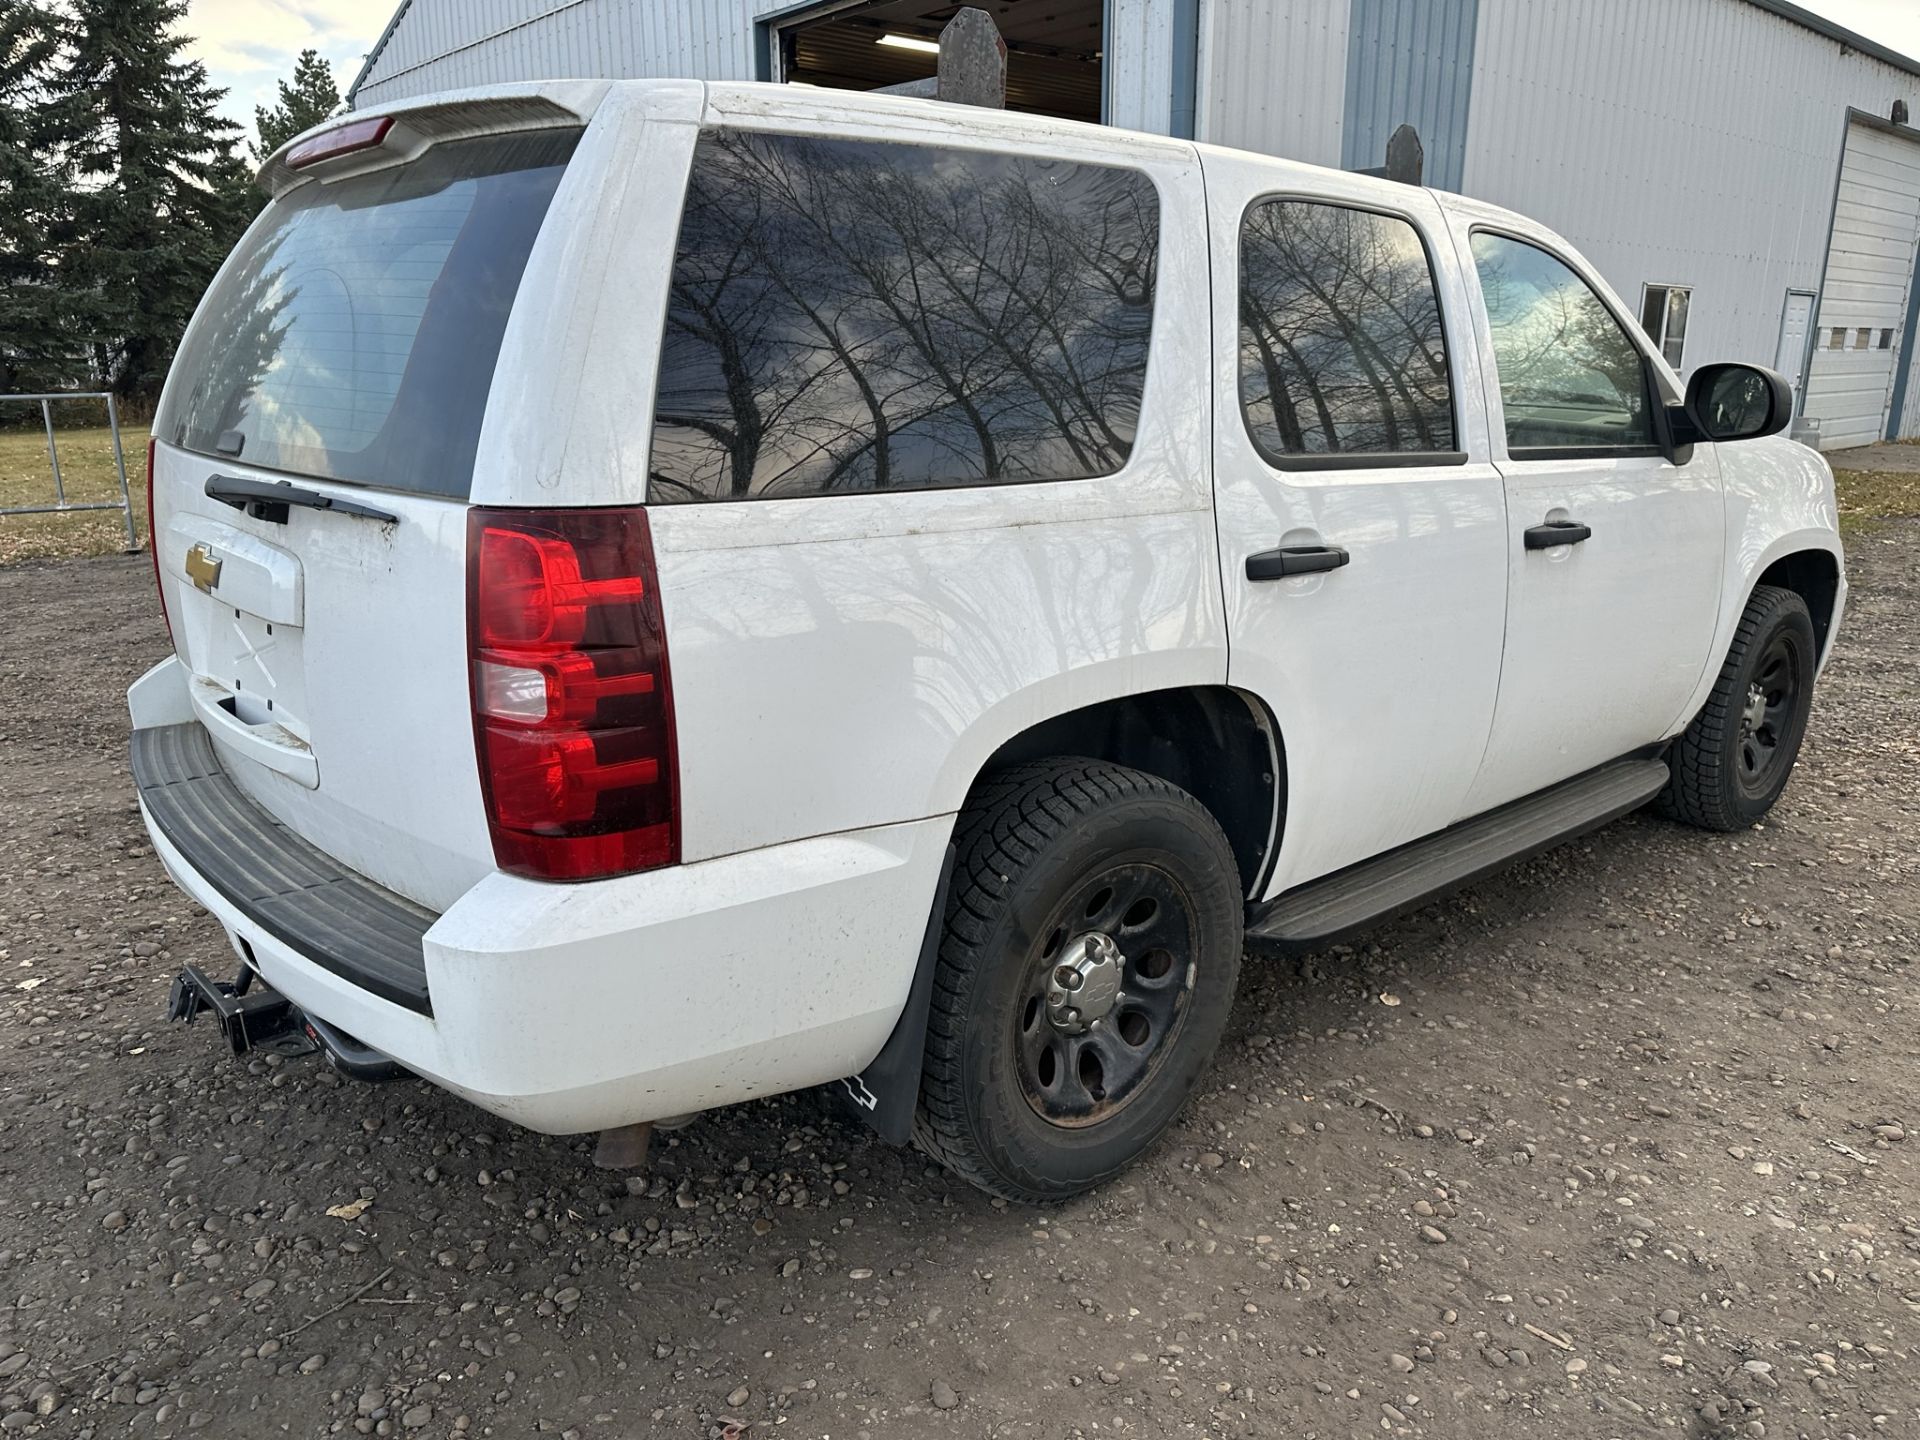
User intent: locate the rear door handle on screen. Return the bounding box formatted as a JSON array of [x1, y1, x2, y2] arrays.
[[1246, 544, 1350, 581], [1523, 519, 1592, 550]]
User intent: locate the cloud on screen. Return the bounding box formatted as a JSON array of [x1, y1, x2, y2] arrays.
[[183, 0, 395, 137]]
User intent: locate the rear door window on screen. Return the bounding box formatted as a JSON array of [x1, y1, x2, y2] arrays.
[[156, 129, 578, 499], [647, 129, 1160, 502], [1238, 198, 1457, 464]]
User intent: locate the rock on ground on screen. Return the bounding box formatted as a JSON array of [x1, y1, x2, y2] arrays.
[[0, 528, 1915, 1437]]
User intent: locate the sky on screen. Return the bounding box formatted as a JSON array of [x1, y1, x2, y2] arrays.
[[185, 0, 394, 139], [184, 0, 1920, 146]]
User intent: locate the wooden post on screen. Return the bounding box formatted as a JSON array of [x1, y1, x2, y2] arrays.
[[937, 7, 1007, 109]]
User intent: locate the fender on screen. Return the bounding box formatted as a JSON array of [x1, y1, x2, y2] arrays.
[[1665, 436, 1846, 737]]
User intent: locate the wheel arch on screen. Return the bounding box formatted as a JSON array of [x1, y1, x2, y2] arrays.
[[840, 684, 1288, 1146], [966, 684, 1286, 901], [1754, 547, 1842, 666], [1668, 527, 1846, 738]]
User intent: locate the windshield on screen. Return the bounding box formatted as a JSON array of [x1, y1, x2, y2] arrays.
[[156, 128, 578, 499]]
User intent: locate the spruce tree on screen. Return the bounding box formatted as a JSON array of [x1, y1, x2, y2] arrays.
[[51, 0, 251, 399], [253, 48, 339, 161], [0, 1, 78, 393]]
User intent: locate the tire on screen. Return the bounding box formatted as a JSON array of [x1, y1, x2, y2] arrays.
[[1659, 584, 1817, 832], [913, 759, 1243, 1203]]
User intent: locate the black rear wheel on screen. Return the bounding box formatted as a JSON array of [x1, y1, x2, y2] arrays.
[[914, 759, 1242, 1203], [1660, 585, 1817, 831]]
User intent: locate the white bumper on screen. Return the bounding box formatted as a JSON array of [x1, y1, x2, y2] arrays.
[[135, 712, 951, 1134]]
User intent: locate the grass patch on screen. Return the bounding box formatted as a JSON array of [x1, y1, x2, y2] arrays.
[[1833, 467, 1920, 540], [0, 414, 151, 564]]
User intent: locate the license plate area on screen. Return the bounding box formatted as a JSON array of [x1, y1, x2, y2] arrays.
[[166, 515, 316, 773]]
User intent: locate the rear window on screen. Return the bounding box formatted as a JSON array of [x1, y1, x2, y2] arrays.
[[647, 129, 1160, 502], [156, 129, 578, 499]]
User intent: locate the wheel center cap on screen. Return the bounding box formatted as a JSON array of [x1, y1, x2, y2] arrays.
[[1046, 932, 1124, 1035], [1742, 683, 1768, 734]]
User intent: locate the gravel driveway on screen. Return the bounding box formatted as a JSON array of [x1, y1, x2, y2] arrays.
[[1, 525, 1915, 1440]]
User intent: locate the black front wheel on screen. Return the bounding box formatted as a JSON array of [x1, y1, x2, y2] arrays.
[[914, 759, 1242, 1203], [1660, 585, 1817, 831]]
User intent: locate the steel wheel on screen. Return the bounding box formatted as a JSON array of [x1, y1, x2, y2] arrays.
[[1659, 584, 1818, 832], [1013, 863, 1197, 1128], [913, 759, 1243, 1202], [1735, 631, 1803, 796]]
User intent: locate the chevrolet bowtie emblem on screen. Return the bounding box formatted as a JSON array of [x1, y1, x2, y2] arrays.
[[184, 543, 223, 593]]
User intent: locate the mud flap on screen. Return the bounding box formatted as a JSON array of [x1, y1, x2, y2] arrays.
[[837, 845, 955, 1147]]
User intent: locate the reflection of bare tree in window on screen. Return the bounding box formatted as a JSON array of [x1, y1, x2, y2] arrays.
[[166, 230, 293, 450], [1238, 202, 1453, 457], [649, 131, 1159, 502], [1469, 234, 1652, 450]]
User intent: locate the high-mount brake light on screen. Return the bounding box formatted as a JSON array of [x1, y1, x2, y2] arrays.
[[285, 115, 395, 170], [467, 508, 679, 882]]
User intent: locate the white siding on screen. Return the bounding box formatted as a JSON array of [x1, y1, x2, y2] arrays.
[[354, 0, 1172, 127], [1899, 338, 1920, 439], [1461, 0, 1916, 385], [1106, 0, 1175, 134], [1197, 0, 1349, 166], [353, 0, 771, 107], [1805, 122, 1920, 447]]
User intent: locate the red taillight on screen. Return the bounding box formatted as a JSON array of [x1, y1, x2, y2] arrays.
[[467, 507, 678, 881], [147, 438, 173, 649], [285, 115, 394, 170]]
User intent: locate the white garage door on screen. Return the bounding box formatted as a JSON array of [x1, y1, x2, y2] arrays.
[[1804, 121, 1920, 451]]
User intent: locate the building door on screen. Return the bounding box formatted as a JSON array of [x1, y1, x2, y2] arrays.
[[1804, 119, 1920, 450], [770, 0, 1105, 120], [1775, 289, 1815, 415]]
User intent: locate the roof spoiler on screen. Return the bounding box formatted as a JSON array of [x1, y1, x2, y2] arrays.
[[256, 81, 612, 197]]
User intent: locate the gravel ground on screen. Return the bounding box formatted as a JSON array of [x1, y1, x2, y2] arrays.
[[1, 526, 1915, 1440]]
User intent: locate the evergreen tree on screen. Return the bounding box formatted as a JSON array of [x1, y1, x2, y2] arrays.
[[0, 1, 79, 393], [253, 48, 338, 162], [50, 0, 251, 399]]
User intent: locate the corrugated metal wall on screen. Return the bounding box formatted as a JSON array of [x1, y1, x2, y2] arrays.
[[1339, 0, 1477, 190], [353, 0, 1920, 428], [1197, 0, 1349, 166], [1105, 0, 1175, 134], [1460, 0, 1917, 387], [1899, 322, 1920, 438], [354, 0, 1172, 120], [353, 0, 772, 106]]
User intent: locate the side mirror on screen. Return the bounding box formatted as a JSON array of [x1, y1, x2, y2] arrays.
[[1683, 362, 1793, 442]]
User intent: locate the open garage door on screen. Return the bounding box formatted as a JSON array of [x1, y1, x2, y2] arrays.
[[1804, 119, 1920, 450], [774, 0, 1104, 122]]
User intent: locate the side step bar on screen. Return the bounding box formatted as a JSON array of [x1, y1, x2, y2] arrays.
[[1247, 757, 1670, 952]]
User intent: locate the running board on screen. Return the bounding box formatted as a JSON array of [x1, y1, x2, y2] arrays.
[[1246, 757, 1669, 952]]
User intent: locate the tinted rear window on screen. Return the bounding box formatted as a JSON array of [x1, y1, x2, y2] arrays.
[[648, 129, 1160, 502], [156, 130, 578, 499]]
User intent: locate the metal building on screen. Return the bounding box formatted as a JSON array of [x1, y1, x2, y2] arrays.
[[348, 0, 1920, 448]]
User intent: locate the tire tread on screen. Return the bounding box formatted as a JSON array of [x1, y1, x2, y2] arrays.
[[912, 759, 1235, 1200], [1659, 585, 1811, 831]]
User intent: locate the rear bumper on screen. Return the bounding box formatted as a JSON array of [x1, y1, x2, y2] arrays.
[[129, 659, 950, 1133]]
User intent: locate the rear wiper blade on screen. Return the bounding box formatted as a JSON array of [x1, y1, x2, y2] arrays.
[[205, 476, 398, 525]]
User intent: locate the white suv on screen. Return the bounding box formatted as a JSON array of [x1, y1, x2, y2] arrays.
[[131, 80, 1845, 1202]]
